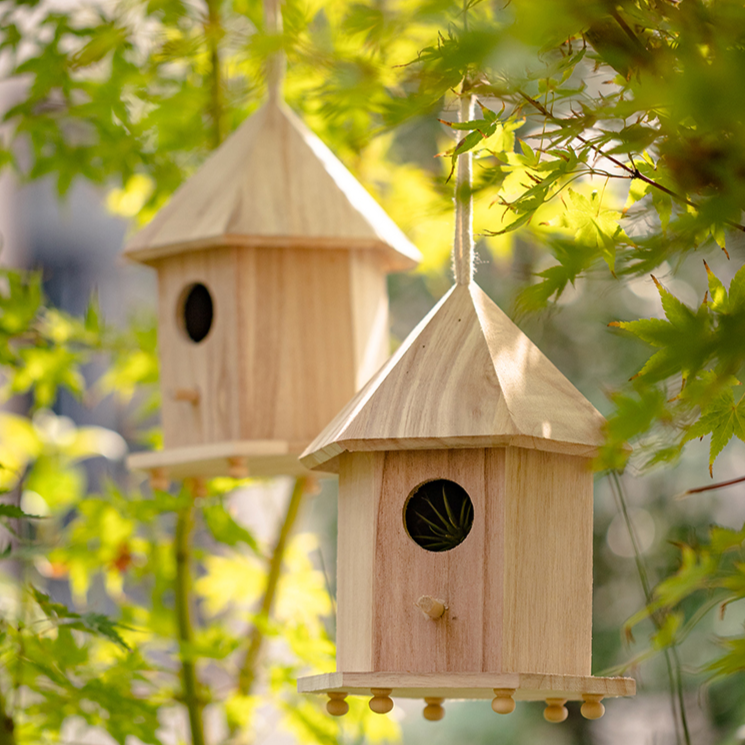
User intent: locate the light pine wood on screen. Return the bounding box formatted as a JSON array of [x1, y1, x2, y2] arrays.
[[301, 283, 606, 472], [491, 689, 516, 714], [501, 449, 593, 676], [124, 100, 420, 273], [326, 692, 348, 717], [128, 245, 397, 480], [336, 452, 382, 671], [369, 689, 394, 714], [334, 447, 591, 678], [544, 699, 569, 723], [156, 247, 242, 449], [581, 694, 605, 719], [128, 439, 310, 480], [235, 246, 358, 444], [415, 596, 446, 620], [423, 698, 445, 721], [297, 672, 636, 701], [350, 250, 389, 390], [369, 449, 504, 673]]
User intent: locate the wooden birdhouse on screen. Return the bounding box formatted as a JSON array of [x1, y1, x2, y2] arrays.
[[296, 284, 636, 720], [123, 99, 420, 484]]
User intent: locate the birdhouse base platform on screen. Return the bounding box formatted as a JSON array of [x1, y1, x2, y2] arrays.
[[298, 671, 635, 701], [128, 439, 313, 483], [299, 672, 634, 721]]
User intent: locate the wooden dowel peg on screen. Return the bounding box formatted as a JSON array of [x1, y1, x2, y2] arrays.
[[369, 688, 394, 714], [415, 595, 446, 620], [423, 697, 445, 721], [544, 698, 568, 723], [149, 468, 170, 492], [581, 694, 605, 720], [172, 387, 200, 404], [491, 689, 516, 715], [326, 692, 348, 717], [227, 456, 249, 479], [186, 477, 208, 498]]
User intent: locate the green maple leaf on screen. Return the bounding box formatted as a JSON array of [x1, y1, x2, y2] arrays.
[[684, 387, 745, 476], [561, 188, 626, 273], [610, 275, 712, 383]]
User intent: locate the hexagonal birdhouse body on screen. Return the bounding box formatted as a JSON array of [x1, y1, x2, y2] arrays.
[[298, 283, 635, 717], [124, 100, 419, 481]]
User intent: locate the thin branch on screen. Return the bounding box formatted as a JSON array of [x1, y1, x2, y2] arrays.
[[236, 477, 307, 698], [175, 496, 206, 745], [609, 472, 691, 745], [517, 90, 745, 234], [0, 686, 17, 745], [676, 474, 745, 499]]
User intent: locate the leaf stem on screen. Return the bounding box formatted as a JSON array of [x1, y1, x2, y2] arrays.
[[676, 473, 745, 499], [175, 496, 206, 745], [236, 477, 307, 698]]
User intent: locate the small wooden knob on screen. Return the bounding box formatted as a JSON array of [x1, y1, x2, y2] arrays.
[[369, 688, 393, 714], [491, 689, 515, 715], [423, 697, 445, 721], [149, 468, 169, 492], [415, 596, 446, 620], [581, 694, 605, 720], [326, 692, 348, 717], [544, 698, 568, 723], [227, 457, 249, 479], [173, 387, 200, 404], [186, 477, 208, 498]]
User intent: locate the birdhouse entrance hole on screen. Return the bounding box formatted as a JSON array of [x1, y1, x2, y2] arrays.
[[404, 479, 474, 552], [179, 283, 214, 343]]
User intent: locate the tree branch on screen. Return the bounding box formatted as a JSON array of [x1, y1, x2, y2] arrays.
[[0, 687, 17, 745], [175, 496, 206, 745], [236, 477, 307, 699], [676, 474, 745, 499], [517, 90, 745, 234]]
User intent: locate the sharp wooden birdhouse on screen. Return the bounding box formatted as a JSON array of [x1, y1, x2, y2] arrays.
[[297, 282, 635, 721], [123, 99, 420, 484]]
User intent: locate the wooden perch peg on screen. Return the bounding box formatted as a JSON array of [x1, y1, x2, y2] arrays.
[[172, 387, 200, 404], [491, 689, 516, 715], [544, 698, 569, 723], [149, 468, 170, 492], [423, 697, 445, 721], [415, 595, 446, 620], [185, 477, 208, 498], [369, 688, 394, 714], [326, 692, 348, 717], [581, 694, 605, 720], [227, 456, 249, 479]]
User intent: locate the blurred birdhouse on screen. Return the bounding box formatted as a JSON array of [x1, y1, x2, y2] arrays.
[[297, 281, 636, 721], [123, 99, 420, 486]]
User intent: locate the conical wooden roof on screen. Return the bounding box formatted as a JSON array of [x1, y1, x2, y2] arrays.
[[301, 282, 605, 471], [123, 100, 420, 272]]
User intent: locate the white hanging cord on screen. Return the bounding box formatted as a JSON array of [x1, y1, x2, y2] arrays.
[[264, 0, 286, 102], [453, 91, 475, 285]]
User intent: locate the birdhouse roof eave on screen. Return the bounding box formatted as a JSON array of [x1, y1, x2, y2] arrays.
[[300, 435, 603, 471], [120, 100, 421, 271], [122, 233, 419, 271], [300, 283, 609, 471]]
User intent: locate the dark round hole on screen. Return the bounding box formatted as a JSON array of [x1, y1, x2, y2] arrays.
[[180, 283, 214, 343], [404, 479, 474, 553]]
